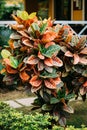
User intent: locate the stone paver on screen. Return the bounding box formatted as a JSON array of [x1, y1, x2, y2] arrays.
[[4, 100, 22, 108], [15, 97, 36, 107]]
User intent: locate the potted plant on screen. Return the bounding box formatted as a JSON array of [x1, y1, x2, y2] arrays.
[[1, 10, 87, 126]]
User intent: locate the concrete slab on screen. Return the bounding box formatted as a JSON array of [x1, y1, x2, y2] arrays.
[[15, 97, 36, 106], [4, 100, 22, 108]]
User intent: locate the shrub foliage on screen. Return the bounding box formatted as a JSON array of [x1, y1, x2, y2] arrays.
[[1, 11, 87, 126]]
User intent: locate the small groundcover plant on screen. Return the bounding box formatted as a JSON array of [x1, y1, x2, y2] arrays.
[[1, 11, 87, 127]]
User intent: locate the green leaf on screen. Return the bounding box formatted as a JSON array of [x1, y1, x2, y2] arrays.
[[42, 104, 53, 111], [50, 97, 59, 104], [31, 23, 40, 32], [1, 49, 11, 58], [40, 23, 47, 34], [64, 93, 75, 100], [39, 69, 58, 78], [28, 12, 36, 19], [17, 10, 29, 20], [39, 44, 61, 58], [82, 70, 87, 77], [10, 56, 19, 69]]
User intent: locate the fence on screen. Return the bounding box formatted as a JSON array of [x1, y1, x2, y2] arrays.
[[0, 20, 87, 36]]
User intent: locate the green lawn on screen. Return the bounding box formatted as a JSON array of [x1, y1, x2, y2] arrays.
[[67, 99, 87, 127], [16, 99, 87, 128]]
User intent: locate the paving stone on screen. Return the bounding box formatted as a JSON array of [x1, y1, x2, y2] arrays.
[[4, 100, 22, 108], [15, 97, 36, 106]]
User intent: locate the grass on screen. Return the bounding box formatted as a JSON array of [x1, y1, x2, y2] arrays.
[[67, 99, 87, 127], [0, 86, 35, 101], [0, 87, 87, 128], [16, 99, 87, 128]]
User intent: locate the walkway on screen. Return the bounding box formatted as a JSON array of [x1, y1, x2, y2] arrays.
[[3, 96, 82, 108], [4, 97, 36, 108]]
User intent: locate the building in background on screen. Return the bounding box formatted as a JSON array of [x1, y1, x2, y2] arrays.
[[24, 0, 87, 21]]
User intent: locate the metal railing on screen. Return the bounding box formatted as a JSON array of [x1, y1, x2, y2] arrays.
[[0, 20, 87, 36]]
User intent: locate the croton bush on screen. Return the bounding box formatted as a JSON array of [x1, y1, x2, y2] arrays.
[[1, 11, 87, 126]]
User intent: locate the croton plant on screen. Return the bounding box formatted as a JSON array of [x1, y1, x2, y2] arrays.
[[1, 11, 87, 126]]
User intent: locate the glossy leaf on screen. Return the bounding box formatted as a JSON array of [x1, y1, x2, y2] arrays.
[[17, 10, 29, 20], [40, 69, 58, 78], [28, 12, 36, 19], [42, 104, 53, 111], [40, 23, 47, 34], [50, 97, 59, 104], [10, 56, 19, 69], [64, 93, 75, 100], [39, 44, 61, 58], [1, 49, 11, 58]]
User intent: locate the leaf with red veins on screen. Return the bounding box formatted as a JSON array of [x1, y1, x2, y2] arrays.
[[44, 58, 53, 66], [79, 57, 87, 65], [65, 51, 73, 57], [73, 54, 80, 65], [6, 65, 18, 74], [45, 42, 55, 48], [37, 61, 44, 71], [44, 79, 56, 89], [19, 70, 30, 81], [83, 81, 87, 87], [30, 75, 42, 87], [52, 56, 63, 67], [22, 38, 33, 47], [53, 77, 61, 85], [80, 47, 87, 55], [26, 55, 39, 64], [38, 51, 45, 59], [41, 31, 57, 43]]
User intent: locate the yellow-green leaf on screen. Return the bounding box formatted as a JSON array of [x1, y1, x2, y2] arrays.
[[28, 12, 36, 19], [17, 10, 29, 20], [1, 49, 11, 58]]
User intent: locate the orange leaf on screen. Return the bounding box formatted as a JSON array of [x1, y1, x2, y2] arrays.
[[38, 51, 45, 59], [6, 65, 18, 74], [53, 77, 61, 85], [44, 58, 53, 66], [44, 79, 56, 89], [45, 42, 55, 48], [37, 61, 44, 71], [3, 58, 11, 66], [80, 47, 87, 55], [73, 54, 80, 65], [41, 31, 57, 43], [65, 51, 73, 57], [30, 75, 42, 87], [26, 55, 39, 64], [52, 56, 63, 67], [20, 70, 30, 81], [83, 81, 87, 87]]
